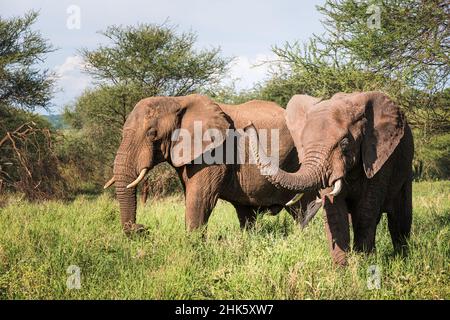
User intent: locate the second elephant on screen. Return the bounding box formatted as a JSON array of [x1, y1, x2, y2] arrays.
[[249, 91, 414, 265]]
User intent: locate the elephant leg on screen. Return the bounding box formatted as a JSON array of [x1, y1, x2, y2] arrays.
[[233, 204, 257, 229], [323, 197, 350, 266], [387, 180, 412, 253], [352, 198, 382, 253], [353, 212, 381, 253], [184, 165, 225, 231], [352, 170, 391, 253]]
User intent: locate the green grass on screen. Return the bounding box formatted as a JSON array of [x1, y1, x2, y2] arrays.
[[0, 181, 449, 299]]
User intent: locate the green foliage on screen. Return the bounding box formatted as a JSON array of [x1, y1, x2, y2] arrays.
[[56, 130, 105, 195], [0, 11, 55, 111], [257, 0, 449, 133], [258, 41, 388, 106], [0, 12, 64, 199], [142, 163, 182, 199], [0, 181, 448, 299], [413, 131, 450, 180], [317, 0, 448, 90], [81, 23, 231, 95], [202, 83, 259, 105], [43, 115, 66, 130]]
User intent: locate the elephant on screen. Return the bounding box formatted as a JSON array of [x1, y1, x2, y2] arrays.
[[104, 94, 319, 235], [247, 91, 414, 265]]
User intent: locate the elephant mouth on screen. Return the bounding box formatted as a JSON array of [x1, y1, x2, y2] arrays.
[[328, 178, 344, 197], [286, 177, 344, 207]]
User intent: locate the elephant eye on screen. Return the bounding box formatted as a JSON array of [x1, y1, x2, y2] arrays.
[[340, 137, 350, 151], [147, 128, 157, 139]]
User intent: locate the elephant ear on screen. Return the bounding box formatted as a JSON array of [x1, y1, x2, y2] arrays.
[[285, 94, 321, 162], [170, 95, 230, 167], [354, 92, 406, 178]]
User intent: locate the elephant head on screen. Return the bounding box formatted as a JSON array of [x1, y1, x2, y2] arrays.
[[249, 91, 406, 200], [105, 94, 229, 234]]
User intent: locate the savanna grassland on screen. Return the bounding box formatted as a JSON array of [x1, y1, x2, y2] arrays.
[[0, 181, 449, 300]]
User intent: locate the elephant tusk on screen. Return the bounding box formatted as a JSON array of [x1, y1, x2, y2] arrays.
[[103, 176, 115, 189], [126, 169, 148, 189], [329, 179, 343, 197], [286, 193, 303, 206], [315, 196, 322, 203]]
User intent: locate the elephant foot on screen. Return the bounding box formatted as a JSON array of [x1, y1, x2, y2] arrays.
[[393, 244, 409, 257], [124, 223, 148, 237], [330, 242, 348, 266], [353, 241, 376, 254], [332, 251, 348, 267]]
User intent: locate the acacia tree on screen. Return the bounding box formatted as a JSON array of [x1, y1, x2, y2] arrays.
[[82, 23, 230, 96], [0, 12, 65, 199], [64, 23, 232, 194], [315, 0, 449, 133], [262, 0, 449, 132], [0, 11, 55, 111]]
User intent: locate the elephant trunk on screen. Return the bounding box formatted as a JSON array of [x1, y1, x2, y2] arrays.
[[115, 177, 137, 232], [111, 125, 155, 233], [113, 149, 138, 233], [267, 162, 323, 192], [247, 125, 324, 192]]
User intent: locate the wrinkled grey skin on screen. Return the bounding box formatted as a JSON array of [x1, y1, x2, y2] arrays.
[[110, 94, 317, 235], [249, 92, 414, 265]]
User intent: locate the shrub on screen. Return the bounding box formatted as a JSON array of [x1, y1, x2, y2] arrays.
[[413, 131, 450, 181], [0, 106, 67, 200]]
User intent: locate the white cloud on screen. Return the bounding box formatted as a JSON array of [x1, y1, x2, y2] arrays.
[[52, 55, 91, 111], [54, 55, 86, 77], [228, 53, 277, 90]]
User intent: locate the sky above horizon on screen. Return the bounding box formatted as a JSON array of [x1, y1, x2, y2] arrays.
[[1, 0, 326, 114]]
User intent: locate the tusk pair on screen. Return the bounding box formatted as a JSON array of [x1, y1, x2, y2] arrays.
[[329, 179, 343, 197], [126, 168, 148, 189], [285, 179, 343, 208], [286, 193, 303, 206], [103, 177, 115, 189]]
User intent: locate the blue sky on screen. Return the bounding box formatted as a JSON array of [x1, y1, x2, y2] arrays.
[[1, 0, 326, 114]]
